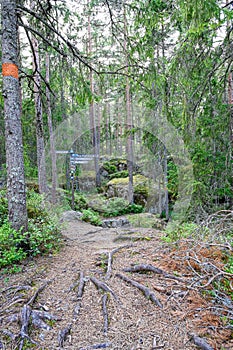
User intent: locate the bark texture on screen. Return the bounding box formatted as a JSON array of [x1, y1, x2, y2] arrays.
[[2, 0, 28, 231], [46, 52, 57, 203], [31, 25, 47, 194]]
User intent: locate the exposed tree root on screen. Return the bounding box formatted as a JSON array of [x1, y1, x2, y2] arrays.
[[27, 280, 52, 306], [189, 333, 214, 350], [90, 277, 119, 302], [73, 271, 85, 319], [102, 293, 109, 335], [105, 245, 132, 280], [0, 281, 59, 349], [79, 342, 112, 349], [19, 305, 37, 350], [116, 273, 163, 308], [58, 323, 72, 348], [123, 263, 185, 283]]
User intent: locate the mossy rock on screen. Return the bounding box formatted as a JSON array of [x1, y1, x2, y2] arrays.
[[107, 174, 148, 186], [109, 170, 128, 180]]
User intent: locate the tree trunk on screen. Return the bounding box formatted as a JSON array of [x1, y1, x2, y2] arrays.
[[1, 0, 28, 231], [88, 5, 100, 187], [124, 8, 134, 204], [45, 52, 57, 204], [31, 0, 47, 194]]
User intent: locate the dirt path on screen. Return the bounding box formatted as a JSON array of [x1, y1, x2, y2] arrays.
[[1, 218, 232, 350]]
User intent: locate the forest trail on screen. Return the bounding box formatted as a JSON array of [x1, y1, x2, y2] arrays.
[[1, 217, 232, 350]]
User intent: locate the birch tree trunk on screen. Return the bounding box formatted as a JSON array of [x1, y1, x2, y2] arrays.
[[46, 52, 57, 203], [1, 0, 28, 231]]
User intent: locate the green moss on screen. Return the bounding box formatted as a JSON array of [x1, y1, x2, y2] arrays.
[[109, 170, 128, 180], [103, 161, 117, 174], [108, 174, 148, 186], [134, 183, 149, 197]]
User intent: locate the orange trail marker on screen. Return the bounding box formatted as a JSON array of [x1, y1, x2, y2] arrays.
[[2, 62, 19, 79]]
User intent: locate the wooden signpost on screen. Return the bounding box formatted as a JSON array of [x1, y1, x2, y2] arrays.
[[56, 150, 95, 209]]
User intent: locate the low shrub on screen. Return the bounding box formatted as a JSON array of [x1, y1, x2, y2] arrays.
[[74, 193, 88, 211], [163, 222, 198, 242], [0, 190, 8, 225], [0, 190, 62, 270], [101, 197, 144, 217], [81, 209, 102, 226], [0, 222, 27, 267], [109, 170, 128, 180]]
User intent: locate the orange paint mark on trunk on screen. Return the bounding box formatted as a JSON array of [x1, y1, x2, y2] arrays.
[[2, 62, 19, 79]]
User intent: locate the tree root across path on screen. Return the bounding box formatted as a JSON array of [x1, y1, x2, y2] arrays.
[[0, 281, 60, 349], [0, 237, 232, 349]]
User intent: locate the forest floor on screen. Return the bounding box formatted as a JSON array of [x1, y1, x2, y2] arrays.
[[1, 215, 233, 350]]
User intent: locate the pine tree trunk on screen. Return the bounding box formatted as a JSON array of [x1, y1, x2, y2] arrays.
[[124, 8, 134, 204], [31, 33, 47, 194], [30, 1, 47, 194], [46, 52, 57, 204], [1, 0, 28, 231], [88, 6, 100, 187]]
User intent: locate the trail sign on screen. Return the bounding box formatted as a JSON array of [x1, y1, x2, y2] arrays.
[[70, 154, 95, 159], [55, 150, 70, 154], [70, 160, 89, 164]]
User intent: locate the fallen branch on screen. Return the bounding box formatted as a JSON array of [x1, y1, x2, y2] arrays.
[[102, 294, 108, 335], [90, 277, 119, 302], [58, 323, 72, 348], [123, 264, 185, 283], [79, 342, 112, 349], [116, 273, 163, 308], [189, 333, 214, 350]]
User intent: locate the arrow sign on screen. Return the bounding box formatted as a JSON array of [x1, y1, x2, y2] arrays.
[[70, 160, 89, 164], [70, 154, 95, 158], [56, 150, 70, 154]]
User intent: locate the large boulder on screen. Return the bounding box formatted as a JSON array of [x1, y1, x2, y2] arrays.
[[102, 217, 130, 228], [106, 175, 166, 214], [60, 210, 83, 222]]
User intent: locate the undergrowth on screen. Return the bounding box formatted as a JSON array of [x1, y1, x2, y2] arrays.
[[163, 214, 233, 322], [0, 190, 61, 272]]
